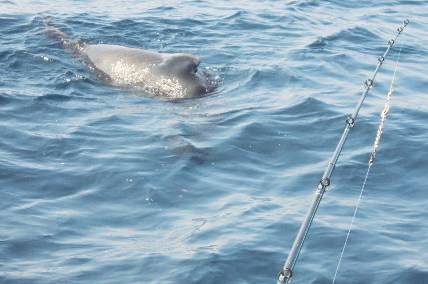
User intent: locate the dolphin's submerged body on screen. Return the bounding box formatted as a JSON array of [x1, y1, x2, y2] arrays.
[[45, 21, 211, 98]]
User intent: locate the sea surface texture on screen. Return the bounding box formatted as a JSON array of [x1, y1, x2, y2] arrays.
[[1, 1, 427, 283]]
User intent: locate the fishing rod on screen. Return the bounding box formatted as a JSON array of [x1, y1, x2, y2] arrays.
[[277, 19, 409, 284]]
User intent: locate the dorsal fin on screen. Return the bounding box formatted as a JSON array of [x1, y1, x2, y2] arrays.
[[162, 53, 200, 74]]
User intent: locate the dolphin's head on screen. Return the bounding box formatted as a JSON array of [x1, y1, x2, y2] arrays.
[[161, 53, 209, 98]]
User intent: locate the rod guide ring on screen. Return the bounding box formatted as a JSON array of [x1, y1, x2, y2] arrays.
[[365, 79, 373, 89], [278, 268, 293, 282], [346, 115, 355, 128], [320, 177, 330, 187]]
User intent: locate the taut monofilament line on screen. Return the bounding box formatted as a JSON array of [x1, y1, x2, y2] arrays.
[[277, 19, 409, 284], [331, 48, 402, 284]]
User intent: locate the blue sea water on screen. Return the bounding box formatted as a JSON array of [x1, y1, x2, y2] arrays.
[[1, 1, 428, 283]]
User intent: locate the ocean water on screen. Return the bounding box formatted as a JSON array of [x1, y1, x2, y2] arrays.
[[1, 1, 427, 283]]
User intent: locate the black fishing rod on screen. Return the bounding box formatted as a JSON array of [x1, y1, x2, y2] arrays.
[[277, 19, 409, 284]]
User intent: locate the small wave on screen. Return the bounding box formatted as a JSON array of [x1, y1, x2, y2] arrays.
[[223, 10, 248, 20], [290, 0, 320, 9], [270, 97, 336, 117], [387, 266, 428, 283], [0, 92, 30, 106], [0, 49, 14, 61], [35, 93, 72, 102], [306, 26, 381, 50], [146, 6, 176, 13], [111, 18, 139, 29]]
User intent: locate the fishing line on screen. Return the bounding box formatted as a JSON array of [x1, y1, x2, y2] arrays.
[[331, 48, 402, 284]]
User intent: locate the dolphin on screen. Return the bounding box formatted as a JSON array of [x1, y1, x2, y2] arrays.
[[44, 19, 211, 98]]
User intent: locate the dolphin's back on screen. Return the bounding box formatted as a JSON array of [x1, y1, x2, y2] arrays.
[[83, 44, 164, 79]]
